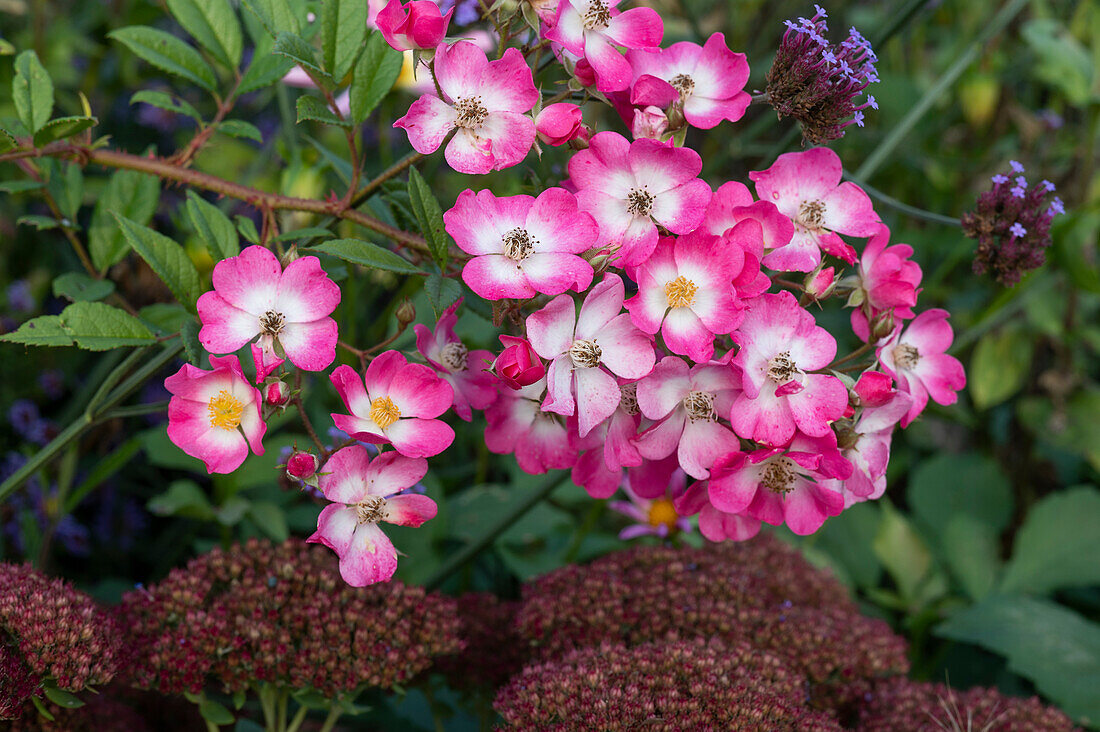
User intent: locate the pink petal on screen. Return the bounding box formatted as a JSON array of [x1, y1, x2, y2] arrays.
[[783, 481, 844, 535], [385, 417, 454, 458], [331, 364, 371, 416], [434, 40, 488, 100], [633, 409, 686, 460], [525, 188, 599, 254], [820, 181, 880, 237], [661, 307, 714, 362], [445, 127, 494, 174], [278, 318, 338, 371], [319, 445, 374, 504], [394, 95, 457, 155], [197, 292, 260, 354], [575, 273, 625, 338], [388, 363, 454, 418], [903, 308, 955, 354], [167, 397, 250, 474], [481, 47, 539, 112], [527, 294, 578, 359], [603, 6, 663, 48], [637, 356, 690, 418], [308, 504, 359, 556], [477, 111, 536, 170], [275, 255, 341, 322], [629, 138, 702, 195], [339, 522, 399, 586], [568, 131, 635, 197], [750, 147, 842, 216], [787, 374, 848, 437], [574, 366, 621, 437], [585, 32, 634, 93], [210, 245, 280, 315], [383, 494, 438, 526], [522, 253, 594, 295], [651, 179, 711, 234], [541, 356, 576, 416], [462, 254, 537, 300], [365, 350, 408, 398], [596, 313, 655, 379], [678, 419, 740, 479]]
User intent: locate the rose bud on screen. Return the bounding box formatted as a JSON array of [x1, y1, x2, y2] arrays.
[[376, 0, 454, 52], [527, 0, 560, 23], [264, 381, 289, 407], [803, 266, 836, 301], [286, 451, 319, 483], [494, 335, 545, 390], [854, 371, 895, 408], [632, 105, 669, 141], [396, 298, 417, 328], [536, 103, 584, 147]]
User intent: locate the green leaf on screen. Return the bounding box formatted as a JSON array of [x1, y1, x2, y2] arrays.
[[908, 453, 1014, 535], [0, 316, 73, 347], [1021, 18, 1094, 106], [321, 0, 367, 82], [969, 324, 1032, 409], [199, 700, 236, 726], [1018, 388, 1100, 473], [57, 302, 156, 350], [349, 32, 402, 123], [424, 273, 461, 318], [0, 37, 13, 55], [937, 595, 1100, 725], [811, 501, 883, 589], [407, 166, 449, 270], [131, 90, 202, 123], [186, 190, 240, 260], [218, 119, 263, 142], [241, 0, 302, 36], [112, 213, 204, 310], [18, 214, 59, 230], [215, 496, 250, 526], [108, 26, 218, 93], [248, 501, 289, 542], [12, 50, 53, 134], [181, 318, 204, 366], [148, 480, 215, 519], [0, 128, 16, 153], [166, 0, 244, 69], [238, 50, 295, 94], [272, 31, 325, 77], [940, 514, 1001, 601], [273, 226, 333, 242], [872, 500, 934, 605], [31, 695, 56, 722], [235, 215, 260, 244], [50, 162, 83, 221], [0, 180, 45, 193], [139, 303, 194, 335], [1000, 485, 1100, 595], [313, 238, 426, 275], [43, 687, 84, 709], [89, 168, 161, 270], [32, 115, 97, 146], [52, 273, 115, 302], [295, 94, 351, 126]]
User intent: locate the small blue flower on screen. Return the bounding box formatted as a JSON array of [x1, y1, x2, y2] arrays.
[[991, 174, 1009, 185], [1009, 222, 1027, 237], [1009, 160, 1025, 173]]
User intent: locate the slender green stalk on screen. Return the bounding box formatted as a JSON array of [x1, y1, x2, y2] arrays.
[[99, 400, 169, 420], [276, 690, 288, 732], [285, 705, 310, 732], [86, 346, 150, 412], [318, 706, 343, 732], [842, 172, 961, 226]]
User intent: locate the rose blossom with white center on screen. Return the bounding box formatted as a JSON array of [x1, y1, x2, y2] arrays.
[[633, 356, 741, 480], [545, 0, 663, 93], [674, 480, 761, 542], [876, 309, 966, 427], [568, 380, 647, 498], [414, 300, 497, 422], [703, 181, 793, 295], [748, 146, 880, 271], [444, 187, 597, 300], [484, 378, 577, 474], [308, 446, 437, 586], [850, 224, 923, 342], [729, 291, 848, 446], [197, 245, 341, 382], [394, 41, 538, 174], [568, 131, 712, 266], [526, 274, 655, 437]]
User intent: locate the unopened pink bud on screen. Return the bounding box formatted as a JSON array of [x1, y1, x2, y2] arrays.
[[264, 381, 288, 406], [535, 103, 585, 147], [494, 335, 545, 390], [286, 451, 319, 481], [376, 0, 453, 52], [804, 266, 836, 300], [632, 106, 669, 141]]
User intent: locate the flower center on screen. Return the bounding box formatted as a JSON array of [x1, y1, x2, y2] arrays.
[[259, 310, 285, 336], [767, 351, 798, 383], [894, 343, 920, 369], [619, 382, 639, 415], [647, 498, 679, 528], [627, 187, 655, 217], [664, 275, 698, 308], [797, 199, 826, 230], [455, 96, 488, 129], [682, 390, 716, 421], [370, 396, 402, 429], [502, 227, 536, 261], [761, 457, 797, 494], [582, 0, 611, 30], [355, 496, 387, 525], [669, 73, 695, 97], [207, 390, 244, 431], [440, 342, 468, 371], [568, 339, 602, 368]]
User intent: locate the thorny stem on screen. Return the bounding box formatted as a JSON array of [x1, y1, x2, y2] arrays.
[[172, 74, 244, 167], [294, 370, 326, 454], [351, 150, 426, 207]]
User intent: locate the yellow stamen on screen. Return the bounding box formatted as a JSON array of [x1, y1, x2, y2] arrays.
[[370, 396, 401, 429], [207, 390, 244, 430], [664, 276, 698, 308], [647, 498, 679, 528]]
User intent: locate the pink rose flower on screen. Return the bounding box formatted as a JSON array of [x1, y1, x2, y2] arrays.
[[376, 0, 453, 52], [535, 102, 586, 146], [674, 481, 761, 542], [749, 147, 880, 271], [197, 245, 341, 380], [484, 378, 577, 474], [308, 446, 437, 586], [850, 224, 923, 342], [444, 187, 597, 300], [703, 182, 792, 297], [263, 381, 288, 407], [876, 309, 966, 427], [544, 0, 663, 93], [394, 41, 538, 174], [165, 355, 266, 474], [832, 372, 912, 503], [330, 350, 455, 458], [493, 335, 545, 390], [414, 300, 497, 421], [568, 131, 711, 266], [804, 266, 837, 301]]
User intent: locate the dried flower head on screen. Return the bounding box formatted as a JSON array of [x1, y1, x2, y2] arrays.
[[766, 6, 879, 144], [0, 643, 38, 720]]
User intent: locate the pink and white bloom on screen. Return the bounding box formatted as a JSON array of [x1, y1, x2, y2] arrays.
[[165, 355, 266, 474], [610, 475, 693, 539], [484, 378, 577, 474], [625, 226, 753, 362], [749, 147, 880, 271], [308, 446, 436, 586], [535, 102, 587, 146], [394, 41, 538, 174], [445, 187, 596, 300], [526, 274, 656, 436], [330, 350, 455, 457], [832, 371, 912, 503], [568, 131, 711, 266], [633, 356, 741, 480], [877, 309, 966, 427], [197, 246, 341, 380], [568, 380, 644, 498], [544, 0, 663, 93], [376, 0, 453, 52], [703, 182, 792, 295], [414, 300, 496, 421], [674, 481, 761, 542], [627, 33, 751, 129], [850, 225, 923, 342], [493, 335, 546, 389]]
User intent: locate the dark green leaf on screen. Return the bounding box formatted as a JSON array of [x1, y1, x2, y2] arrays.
[[148, 480, 215, 519], [199, 700, 236, 726], [1000, 485, 1100, 595], [235, 214, 260, 244], [321, 0, 367, 82], [295, 94, 351, 126], [248, 501, 289, 542], [52, 273, 115, 302], [908, 453, 1014, 534], [349, 32, 402, 123], [1018, 388, 1100, 473], [272, 31, 325, 77], [0, 180, 45, 194], [872, 500, 934, 605], [238, 50, 295, 94], [941, 514, 1001, 601], [218, 119, 263, 142], [58, 302, 156, 350], [108, 26, 218, 92], [407, 166, 449, 270], [31, 696, 56, 722], [313, 238, 425, 275], [0, 315, 73, 347], [112, 213, 204, 310], [50, 162, 83, 221], [0, 127, 17, 153], [424, 273, 461, 318], [186, 190, 240, 260], [139, 303, 194, 335], [12, 50, 53, 133], [43, 687, 84, 709], [32, 115, 97, 146], [17, 214, 59, 230], [89, 168, 161, 270], [166, 0, 244, 69], [273, 226, 333, 242], [241, 0, 302, 36], [215, 496, 250, 526], [969, 324, 1032, 409], [181, 318, 204, 366], [131, 90, 202, 123]]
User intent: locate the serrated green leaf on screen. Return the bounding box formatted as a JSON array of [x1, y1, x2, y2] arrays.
[[0, 180, 45, 194], [407, 166, 449, 270], [248, 501, 289, 542], [239, 49, 295, 94], [218, 119, 263, 142], [112, 212, 204, 310], [1000, 485, 1100, 595], [17, 214, 59, 229], [50, 162, 83, 221], [139, 303, 194, 335], [167, 0, 244, 69], [43, 686, 84, 709], [58, 302, 156, 350], [273, 226, 333, 242], [272, 31, 325, 77], [89, 169, 161, 271], [181, 318, 204, 365], [349, 32, 402, 123], [186, 191, 240, 260], [109, 26, 218, 93], [321, 0, 367, 83], [313, 238, 425, 274], [424, 273, 461, 318], [12, 50, 53, 134], [241, 0, 302, 36], [0, 316, 74, 347], [131, 90, 202, 123], [52, 273, 115, 302], [235, 214, 260, 244], [295, 94, 351, 126], [32, 115, 97, 146]]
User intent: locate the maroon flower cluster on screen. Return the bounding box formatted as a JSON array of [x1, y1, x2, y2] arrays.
[[496, 638, 843, 731], [0, 563, 122, 698], [962, 162, 1064, 286], [435, 592, 527, 690], [1, 643, 39, 720], [855, 677, 1081, 731], [116, 538, 462, 697], [8, 692, 151, 732]]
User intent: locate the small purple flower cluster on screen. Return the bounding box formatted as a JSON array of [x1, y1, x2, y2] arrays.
[[766, 5, 879, 144], [963, 160, 1065, 286]]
